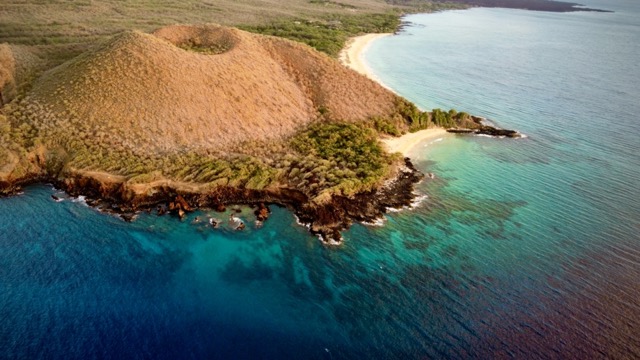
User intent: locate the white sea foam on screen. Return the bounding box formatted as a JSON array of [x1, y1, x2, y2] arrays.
[[320, 235, 343, 246], [294, 215, 311, 229], [71, 195, 88, 206], [362, 217, 386, 227], [409, 193, 429, 208], [386, 192, 429, 213]]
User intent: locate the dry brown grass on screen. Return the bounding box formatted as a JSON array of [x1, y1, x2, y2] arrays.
[[23, 25, 399, 156], [0, 45, 17, 106], [262, 36, 397, 121], [0, 1, 436, 194], [0, 0, 394, 46]]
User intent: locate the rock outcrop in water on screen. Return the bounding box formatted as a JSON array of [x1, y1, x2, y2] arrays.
[[447, 116, 521, 138]]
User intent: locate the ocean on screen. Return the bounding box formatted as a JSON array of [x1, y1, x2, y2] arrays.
[[1, 1, 639, 358]]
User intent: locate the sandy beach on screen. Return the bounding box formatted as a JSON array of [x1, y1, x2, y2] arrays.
[[340, 34, 452, 157], [381, 128, 449, 156], [339, 33, 391, 81]]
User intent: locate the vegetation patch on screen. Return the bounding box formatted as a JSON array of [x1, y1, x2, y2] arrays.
[[393, 98, 473, 132], [290, 122, 399, 200], [241, 13, 401, 57], [177, 41, 233, 55]]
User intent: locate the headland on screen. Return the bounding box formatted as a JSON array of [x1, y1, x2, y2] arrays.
[[0, 22, 521, 244]]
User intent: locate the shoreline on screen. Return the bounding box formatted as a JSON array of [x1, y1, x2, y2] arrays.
[[382, 128, 450, 156], [340, 33, 453, 157], [0, 155, 425, 245], [2, 30, 437, 244], [339, 33, 392, 85]]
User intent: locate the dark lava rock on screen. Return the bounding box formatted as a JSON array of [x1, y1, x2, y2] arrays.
[[255, 203, 270, 222], [120, 213, 138, 222], [157, 204, 167, 216]]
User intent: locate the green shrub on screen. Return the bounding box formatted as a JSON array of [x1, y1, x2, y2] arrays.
[[372, 116, 401, 136], [241, 13, 401, 57], [290, 122, 395, 198]]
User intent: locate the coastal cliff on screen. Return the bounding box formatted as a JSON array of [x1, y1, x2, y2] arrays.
[[0, 25, 430, 243], [1, 157, 423, 244], [0, 24, 518, 243]]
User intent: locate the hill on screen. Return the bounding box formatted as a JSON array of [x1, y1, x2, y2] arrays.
[[0, 24, 430, 242], [25, 25, 397, 155]]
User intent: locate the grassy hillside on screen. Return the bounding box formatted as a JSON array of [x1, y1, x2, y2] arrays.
[[0, 0, 391, 45], [21, 25, 398, 149], [0, 1, 466, 198], [0, 24, 431, 200]]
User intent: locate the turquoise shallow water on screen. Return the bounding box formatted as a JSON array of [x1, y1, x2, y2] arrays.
[[2, 1, 640, 358]]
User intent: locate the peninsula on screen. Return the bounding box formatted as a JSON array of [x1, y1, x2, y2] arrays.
[[1, 23, 518, 243]]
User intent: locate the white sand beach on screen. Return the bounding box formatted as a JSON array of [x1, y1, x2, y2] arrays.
[[339, 33, 391, 81], [381, 128, 450, 156], [340, 34, 452, 157]]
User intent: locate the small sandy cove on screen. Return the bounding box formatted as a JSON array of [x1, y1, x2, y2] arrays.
[[339, 34, 452, 156], [381, 128, 449, 156]]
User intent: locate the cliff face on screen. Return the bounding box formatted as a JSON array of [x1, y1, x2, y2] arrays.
[[49, 158, 423, 244]]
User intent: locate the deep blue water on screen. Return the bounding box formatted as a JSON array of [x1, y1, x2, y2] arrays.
[[2, 1, 639, 358]]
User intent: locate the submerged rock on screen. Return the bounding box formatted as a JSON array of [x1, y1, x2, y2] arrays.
[[209, 217, 220, 228], [156, 204, 167, 216]]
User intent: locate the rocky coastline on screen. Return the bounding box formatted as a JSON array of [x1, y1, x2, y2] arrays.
[[447, 116, 522, 138], [0, 158, 424, 245]]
